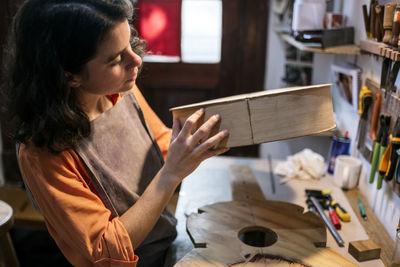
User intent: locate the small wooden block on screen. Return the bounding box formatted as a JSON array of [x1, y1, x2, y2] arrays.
[[348, 240, 381, 262]]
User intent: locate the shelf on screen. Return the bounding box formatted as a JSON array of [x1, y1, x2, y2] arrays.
[[360, 39, 400, 61], [280, 34, 361, 55]]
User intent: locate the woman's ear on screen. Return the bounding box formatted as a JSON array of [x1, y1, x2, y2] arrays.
[[65, 72, 81, 88]]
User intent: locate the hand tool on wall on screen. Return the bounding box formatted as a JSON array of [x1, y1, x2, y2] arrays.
[[370, 0, 377, 40], [356, 86, 373, 152], [381, 57, 392, 91], [375, 5, 384, 42], [394, 149, 400, 184], [309, 196, 345, 247], [369, 93, 381, 141], [391, 4, 400, 50], [383, 3, 397, 44], [363, 92, 381, 162], [370, 114, 391, 184], [386, 61, 400, 96], [362, 4, 370, 38], [377, 130, 392, 189], [384, 116, 400, 182]]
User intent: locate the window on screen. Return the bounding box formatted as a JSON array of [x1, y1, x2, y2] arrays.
[[181, 0, 222, 63], [137, 0, 222, 63]]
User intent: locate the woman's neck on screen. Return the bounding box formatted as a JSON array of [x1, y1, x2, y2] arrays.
[[76, 90, 114, 121]]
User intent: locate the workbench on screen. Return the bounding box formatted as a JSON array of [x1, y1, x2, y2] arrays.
[[167, 155, 392, 266]]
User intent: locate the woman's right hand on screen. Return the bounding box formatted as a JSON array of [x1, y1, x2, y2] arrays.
[[162, 109, 229, 183]]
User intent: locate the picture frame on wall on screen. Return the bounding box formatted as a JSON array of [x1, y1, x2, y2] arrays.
[[331, 62, 362, 111]]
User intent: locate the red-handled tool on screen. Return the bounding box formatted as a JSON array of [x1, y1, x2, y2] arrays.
[[328, 206, 341, 230]]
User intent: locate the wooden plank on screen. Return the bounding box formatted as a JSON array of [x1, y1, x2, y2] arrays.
[[229, 165, 266, 202], [171, 84, 335, 148], [250, 85, 335, 144], [343, 189, 394, 266]]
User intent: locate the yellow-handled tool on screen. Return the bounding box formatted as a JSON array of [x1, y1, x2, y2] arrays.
[[331, 200, 351, 222]]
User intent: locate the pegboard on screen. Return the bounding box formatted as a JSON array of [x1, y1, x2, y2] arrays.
[[361, 78, 400, 196]]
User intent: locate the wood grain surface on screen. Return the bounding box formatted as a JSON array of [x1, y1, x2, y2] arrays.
[[175, 165, 357, 266], [171, 84, 335, 148], [343, 189, 394, 266]]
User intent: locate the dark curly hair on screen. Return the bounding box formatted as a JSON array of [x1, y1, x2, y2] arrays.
[[1, 0, 146, 153]]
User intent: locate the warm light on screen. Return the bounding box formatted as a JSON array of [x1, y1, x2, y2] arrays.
[[139, 4, 168, 41]]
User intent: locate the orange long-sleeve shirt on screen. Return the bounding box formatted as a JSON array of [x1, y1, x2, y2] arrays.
[[18, 85, 172, 266]]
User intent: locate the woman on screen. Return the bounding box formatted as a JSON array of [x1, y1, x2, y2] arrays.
[[1, 0, 229, 266]]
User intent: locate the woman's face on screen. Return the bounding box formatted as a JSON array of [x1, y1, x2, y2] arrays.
[[73, 20, 142, 96]]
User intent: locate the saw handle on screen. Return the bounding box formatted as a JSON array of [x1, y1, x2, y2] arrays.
[[370, 93, 381, 141]]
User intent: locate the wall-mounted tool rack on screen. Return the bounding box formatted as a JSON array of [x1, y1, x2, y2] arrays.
[[362, 76, 400, 196], [360, 39, 400, 61]]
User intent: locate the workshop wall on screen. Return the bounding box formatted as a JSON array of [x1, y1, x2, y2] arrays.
[[262, 0, 400, 241]]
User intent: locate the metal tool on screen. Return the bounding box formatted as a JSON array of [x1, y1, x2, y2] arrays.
[[310, 196, 345, 247], [377, 122, 392, 189], [362, 4, 370, 38], [363, 93, 381, 162], [370, 114, 391, 183], [306, 189, 342, 230], [328, 206, 341, 230], [331, 200, 351, 222], [356, 86, 373, 152], [267, 154, 276, 194], [385, 116, 400, 182], [395, 148, 400, 184]]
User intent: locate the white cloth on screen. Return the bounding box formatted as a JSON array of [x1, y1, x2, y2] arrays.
[[274, 148, 326, 183]]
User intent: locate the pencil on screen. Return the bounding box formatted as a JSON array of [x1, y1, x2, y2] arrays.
[[358, 198, 367, 220]]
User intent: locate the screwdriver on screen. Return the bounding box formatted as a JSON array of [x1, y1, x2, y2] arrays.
[[321, 190, 341, 229], [331, 200, 351, 222], [328, 206, 341, 230]]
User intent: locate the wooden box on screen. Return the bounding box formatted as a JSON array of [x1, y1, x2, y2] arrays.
[[170, 84, 335, 148], [348, 240, 381, 262]]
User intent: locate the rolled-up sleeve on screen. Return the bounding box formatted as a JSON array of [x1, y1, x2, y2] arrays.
[[18, 144, 138, 267]]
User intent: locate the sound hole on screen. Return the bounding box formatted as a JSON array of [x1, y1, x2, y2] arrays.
[[238, 226, 278, 247]]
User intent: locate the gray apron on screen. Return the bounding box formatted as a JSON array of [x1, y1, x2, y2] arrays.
[[75, 93, 177, 266]]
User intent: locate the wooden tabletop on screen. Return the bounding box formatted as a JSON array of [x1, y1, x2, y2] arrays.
[[168, 156, 392, 266]]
